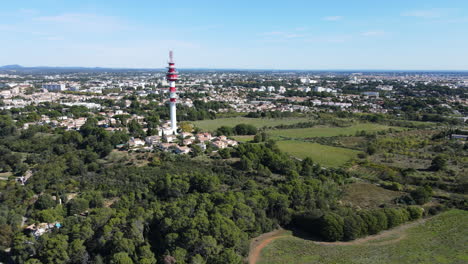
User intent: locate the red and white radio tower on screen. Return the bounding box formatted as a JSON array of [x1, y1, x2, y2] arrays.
[[166, 51, 179, 133]]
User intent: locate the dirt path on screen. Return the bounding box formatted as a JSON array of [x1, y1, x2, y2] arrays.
[[248, 229, 287, 264], [249, 217, 431, 264]]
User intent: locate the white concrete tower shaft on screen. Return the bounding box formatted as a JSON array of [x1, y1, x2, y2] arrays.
[[166, 51, 178, 133], [169, 81, 177, 132]]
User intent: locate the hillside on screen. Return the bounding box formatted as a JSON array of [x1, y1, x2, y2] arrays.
[[257, 209, 468, 264]]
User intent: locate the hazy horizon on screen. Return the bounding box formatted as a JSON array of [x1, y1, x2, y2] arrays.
[[1, 0, 468, 70], [2, 64, 468, 72]]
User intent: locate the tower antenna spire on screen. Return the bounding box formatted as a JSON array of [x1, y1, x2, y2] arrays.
[[169, 50, 173, 63]]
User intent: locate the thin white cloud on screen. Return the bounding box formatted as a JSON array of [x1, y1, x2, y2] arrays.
[[43, 36, 65, 41], [33, 13, 131, 32], [36, 13, 93, 23], [285, 34, 305, 38], [261, 31, 305, 39], [401, 8, 453, 18], [261, 31, 284, 36], [361, 30, 386, 37], [189, 24, 223, 31], [306, 34, 351, 43], [323, 16, 343, 21]]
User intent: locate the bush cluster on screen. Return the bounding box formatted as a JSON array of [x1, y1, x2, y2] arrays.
[[293, 206, 424, 242]]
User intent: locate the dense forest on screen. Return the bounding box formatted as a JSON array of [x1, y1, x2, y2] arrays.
[[0, 107, 465, 264], [0, 111, 347, 264]]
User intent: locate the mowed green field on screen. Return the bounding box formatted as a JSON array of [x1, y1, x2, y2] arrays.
[[195, 118, 403, 167], [231, 135, 255, 142], [259, 209, 468, 264], [193, 117, 313, 131], [269, 123, 402, 138], [276, 141, 360, 167]]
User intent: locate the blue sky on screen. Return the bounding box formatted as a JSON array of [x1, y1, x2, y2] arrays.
[[0, 0, 467, 70]]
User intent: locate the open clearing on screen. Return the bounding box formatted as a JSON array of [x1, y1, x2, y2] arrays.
[[194, 118, 402, 137], [0, 172, 13, 180], [341, 182, 403, 209], [269, 123, 402, 138], [193, 117, 313, 131], [256, 209, 468, 264], [195, 119, 403, 168], [276, 141, 360, 167]]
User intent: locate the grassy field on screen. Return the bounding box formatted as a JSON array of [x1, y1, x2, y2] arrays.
[[193, 117, 313, 131], [195, 118, 406, 168], [0, 172, 12, 181], [276, 141, 360, 167], [232, 135, 255, 142], [341, 182, 403, 209], [258, 209, 468, 264], [269, 123, 403, 139]]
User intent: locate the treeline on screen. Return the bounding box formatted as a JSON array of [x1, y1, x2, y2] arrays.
[[215, 123, 257, 136], [272, 119, 353, 130], [273, 121, 318, 129], [192, 100, 229, 112], [337, 111, 463, 127], [6, 103, 94, 127], [400, 83, 467, 97], [245, 111, 302, 119], [293, 206, 425, 241]]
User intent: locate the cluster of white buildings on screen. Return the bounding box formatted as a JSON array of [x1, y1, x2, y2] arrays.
[[1, 70, 466, 126], [300, 78, 319, 84], [127, 131, 238, 155], [313, 87, 337, 93], [377, 85, 393, 91]]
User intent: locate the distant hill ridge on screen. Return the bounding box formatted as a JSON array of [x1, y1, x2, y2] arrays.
[[0, 64, 166, 73], [1, 65, 467, 73], [0, 64, 24, 69]]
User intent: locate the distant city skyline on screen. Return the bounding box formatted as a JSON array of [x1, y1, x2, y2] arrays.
[[1, 0, 467, 70]]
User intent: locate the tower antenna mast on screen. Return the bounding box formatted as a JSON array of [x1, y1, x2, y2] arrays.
[[166, 51, 179, 134]]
